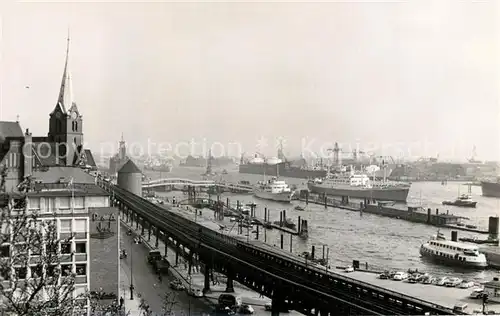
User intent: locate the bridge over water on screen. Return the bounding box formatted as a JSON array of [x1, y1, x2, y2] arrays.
[[142, 177, 254, 193], [98, 179, 456, 315]]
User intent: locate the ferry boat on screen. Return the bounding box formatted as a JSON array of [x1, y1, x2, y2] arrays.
[[419, 231, 487, 268], [308, 170, 410, 202], [254, 177, 294, 203], [442, 194, 477, 208]]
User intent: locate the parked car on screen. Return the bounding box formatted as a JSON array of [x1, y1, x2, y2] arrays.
[[344, 266, 354, 273], [407, 276, 418, 284], [392, 272, 408, 281], [188, 288, 204, 297], [215, 306, 236, 315], [423, 276, 436, 284], [239, 304, 254, 314], [264, 302, 272, 311], [459, 281, 475, 289], [435, 277, 449, 286], [445, 277, 462, 287], [170, 280, 185, 291], [379, 272, 390, 279]]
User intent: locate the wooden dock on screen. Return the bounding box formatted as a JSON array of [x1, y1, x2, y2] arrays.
[[296, 192, 490, 234]]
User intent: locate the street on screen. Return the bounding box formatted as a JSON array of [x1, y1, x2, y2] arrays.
[[119, 225, 212, 315]]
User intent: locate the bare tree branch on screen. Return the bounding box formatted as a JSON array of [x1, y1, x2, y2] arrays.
[[0, 177, 88, 315], [160, 291, 178, 316]]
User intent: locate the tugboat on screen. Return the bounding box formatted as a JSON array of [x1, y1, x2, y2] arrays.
[[442, 194, 477, 208]]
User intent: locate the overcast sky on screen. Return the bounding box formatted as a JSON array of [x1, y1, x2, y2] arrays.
[[0, 1, 498, 161]]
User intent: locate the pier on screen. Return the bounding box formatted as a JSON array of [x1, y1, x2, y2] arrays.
[[297, 190, 492, 234], [142, 177, 254, 193]]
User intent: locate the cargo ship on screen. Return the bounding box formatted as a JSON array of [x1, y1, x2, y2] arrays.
[[180, 155, 234, 168], [481, 178, 500, 198], [307, 171, 411, 202], [239, 158, 327, 179], [143, 162, 172, 173]]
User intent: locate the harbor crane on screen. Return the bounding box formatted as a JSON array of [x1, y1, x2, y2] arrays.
[[326, 142, 365, 165]]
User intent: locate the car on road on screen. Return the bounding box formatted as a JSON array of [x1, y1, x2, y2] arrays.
[[470, 288, 485, 299], [147, 250, 162, 264], [344, 266, 354, 273], [153, 257, 171, 274]]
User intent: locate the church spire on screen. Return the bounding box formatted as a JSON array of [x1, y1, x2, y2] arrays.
[[55, 30, 73, 114]]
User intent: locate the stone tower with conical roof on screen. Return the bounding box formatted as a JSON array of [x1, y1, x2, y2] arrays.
[[47, 32, 84, 166]]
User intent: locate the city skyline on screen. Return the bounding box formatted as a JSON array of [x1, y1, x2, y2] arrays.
[[1, 1, 498, 161]]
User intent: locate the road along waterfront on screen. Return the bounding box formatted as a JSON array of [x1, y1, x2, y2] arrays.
[[119, 222, 212, 315]]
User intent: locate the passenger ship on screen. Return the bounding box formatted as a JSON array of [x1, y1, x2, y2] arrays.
[[254, 177, 294, 203], [419, 231, 487, 268]]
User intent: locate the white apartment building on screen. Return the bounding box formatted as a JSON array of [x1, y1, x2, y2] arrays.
[[0, 182, 109, 316]]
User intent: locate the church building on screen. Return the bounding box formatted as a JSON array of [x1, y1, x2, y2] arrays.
[[0, 37, 97, 192]]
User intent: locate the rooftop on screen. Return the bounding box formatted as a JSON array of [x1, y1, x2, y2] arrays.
[[28, 183, 108, 197], [118, 160, 141, 174], [32, 166, 95, 184], [0, 121, 23, 141]]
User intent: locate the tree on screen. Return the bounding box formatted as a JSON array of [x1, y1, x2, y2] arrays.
[[88, 295, 130, 316], [138, 297, 152, 316], [0, 194, 87, 316], [135, 291, 178, 316], [160, 292, 178, 316]]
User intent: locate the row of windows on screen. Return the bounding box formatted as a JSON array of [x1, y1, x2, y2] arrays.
[[421, 247, 467, 261], [2, 263, 88, 281], [29, 197, 86, 210], [0, 241, 87, 257], [1, 218, 88, 235], [429, 241, 474, 252]]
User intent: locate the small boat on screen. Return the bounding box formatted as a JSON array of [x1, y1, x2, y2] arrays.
[[294, 206, 305, 211], [442, 194, 477, 208], [273, 218, 296, 229]]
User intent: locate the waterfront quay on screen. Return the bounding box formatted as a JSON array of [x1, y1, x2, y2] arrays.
[[248, 239, 499, 315], [345, 270, 499, 315]]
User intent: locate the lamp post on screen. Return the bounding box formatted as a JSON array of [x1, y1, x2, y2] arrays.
[[129, 235, 135, 300]]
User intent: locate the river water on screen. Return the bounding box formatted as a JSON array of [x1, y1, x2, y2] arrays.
[[144, 166, 500, 283]]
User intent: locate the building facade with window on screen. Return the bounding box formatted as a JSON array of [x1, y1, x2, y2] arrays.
[[0, 183, 109, 315]]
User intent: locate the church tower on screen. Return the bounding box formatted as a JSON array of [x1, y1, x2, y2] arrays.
[[47, 34, 84, 166]]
